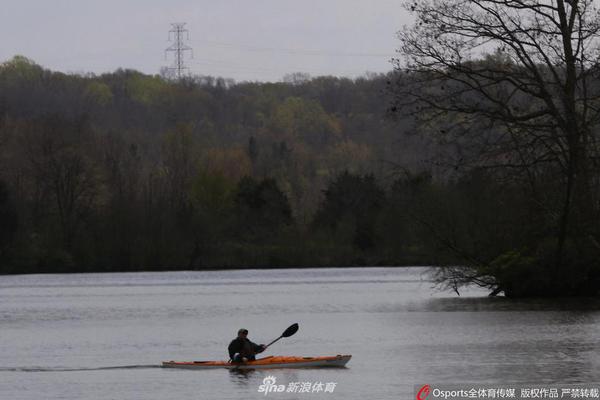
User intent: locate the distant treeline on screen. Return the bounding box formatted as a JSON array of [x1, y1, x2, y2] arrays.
[[0, 56, 450, 273], [0, 56, 548, 278]]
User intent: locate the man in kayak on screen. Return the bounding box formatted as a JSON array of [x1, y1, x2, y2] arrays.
[[228, 328, 266, 363]]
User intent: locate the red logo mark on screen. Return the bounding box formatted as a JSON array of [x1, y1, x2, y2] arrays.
[[416, 384, 431, 400]]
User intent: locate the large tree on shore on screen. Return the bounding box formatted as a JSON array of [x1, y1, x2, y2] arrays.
[[392, 0, 600, 296]]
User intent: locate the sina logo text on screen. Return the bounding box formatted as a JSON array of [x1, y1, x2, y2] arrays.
[[258, 376, 286, 395]]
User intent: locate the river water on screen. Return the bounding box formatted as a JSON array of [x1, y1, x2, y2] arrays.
[[1, 267, 600, 399]]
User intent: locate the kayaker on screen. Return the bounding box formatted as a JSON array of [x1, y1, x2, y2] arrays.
[[228, 328, 266, 363]]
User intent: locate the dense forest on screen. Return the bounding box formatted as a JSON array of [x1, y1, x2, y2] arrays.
[[0, 55, 453, 274]]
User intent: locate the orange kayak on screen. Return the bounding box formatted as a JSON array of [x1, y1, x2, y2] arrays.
[[162, 354, 351, 369]]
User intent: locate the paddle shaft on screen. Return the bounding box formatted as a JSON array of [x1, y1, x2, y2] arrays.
[[263, 336, 283, 351]]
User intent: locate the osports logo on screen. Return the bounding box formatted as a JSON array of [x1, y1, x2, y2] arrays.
[[416, 384, 431, 400]]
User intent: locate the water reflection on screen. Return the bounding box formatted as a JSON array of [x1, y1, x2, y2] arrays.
[[228, 368, 257, 386]]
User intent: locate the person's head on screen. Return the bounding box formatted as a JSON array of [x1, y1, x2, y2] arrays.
[[237, 328, 248, 338]]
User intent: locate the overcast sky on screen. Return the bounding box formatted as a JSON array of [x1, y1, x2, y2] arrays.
[[0, 0, 412, 82]]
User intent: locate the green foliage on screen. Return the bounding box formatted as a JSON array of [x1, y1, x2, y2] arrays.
[[192, 170, 235, 214], [0, 56, 43, 82], [85, 82, 113, 106], [126, 73, 168, 105], [0, 57, 412, 272], [479, 239, 600, 297], [271, 97, 341, 146]]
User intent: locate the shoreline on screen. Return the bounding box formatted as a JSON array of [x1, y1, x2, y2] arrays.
[[0, 264, 432, 277]]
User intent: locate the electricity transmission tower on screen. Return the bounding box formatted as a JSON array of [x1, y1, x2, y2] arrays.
[[165, 23, 193, 80]]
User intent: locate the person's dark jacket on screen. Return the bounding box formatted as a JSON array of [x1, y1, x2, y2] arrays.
[[228, 337, 264, 360]]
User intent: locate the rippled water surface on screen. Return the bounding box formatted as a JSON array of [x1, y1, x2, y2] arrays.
[[2, 267, 600, 399]]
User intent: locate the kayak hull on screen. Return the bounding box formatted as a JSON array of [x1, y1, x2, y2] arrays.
[[162, 355, 351, 369]]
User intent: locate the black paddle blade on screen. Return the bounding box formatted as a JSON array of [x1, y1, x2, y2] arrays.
[[281, 323, 299, 338]]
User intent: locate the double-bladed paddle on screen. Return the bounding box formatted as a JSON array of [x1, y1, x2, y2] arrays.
[[263, 323, 299, 351]]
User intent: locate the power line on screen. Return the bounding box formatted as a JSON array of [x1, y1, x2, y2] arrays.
[[195, 39, 395, 58], [165, 23, 193, 79], [189, 59, 381, 77]]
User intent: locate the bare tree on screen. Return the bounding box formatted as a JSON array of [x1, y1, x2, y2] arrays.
[[392, 0, 600, 295]]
